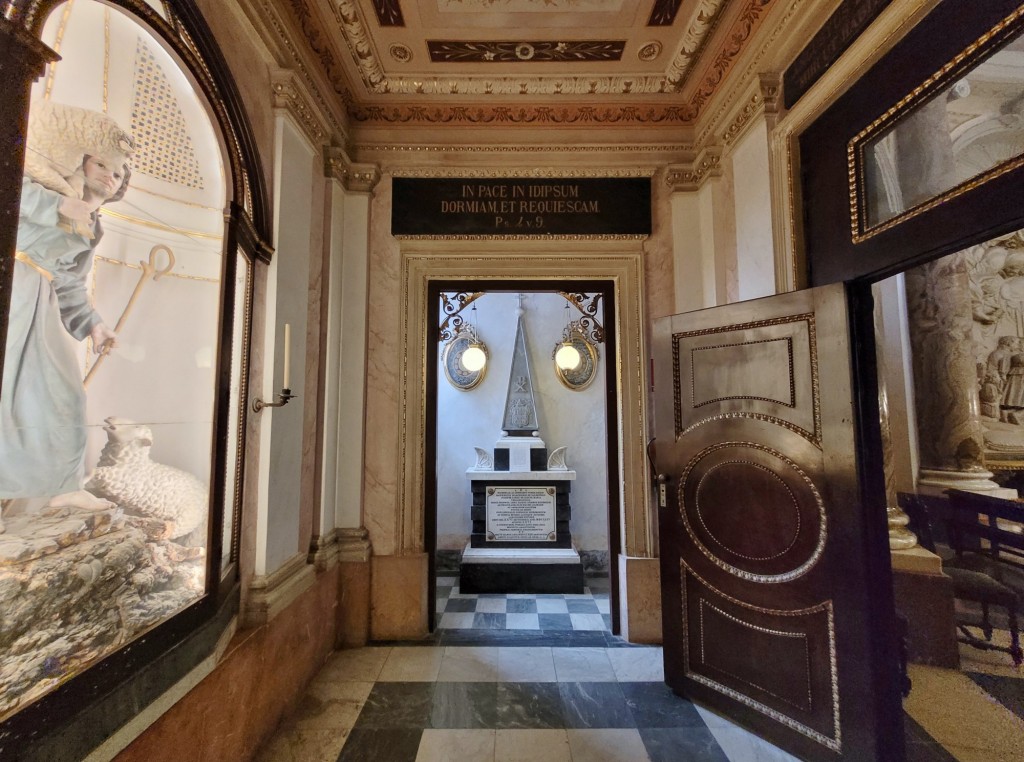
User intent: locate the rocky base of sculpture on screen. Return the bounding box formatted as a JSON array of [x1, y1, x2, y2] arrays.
[[0, 505, 203, 719]]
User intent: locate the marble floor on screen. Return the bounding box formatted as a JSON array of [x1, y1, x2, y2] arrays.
[[255, 642, 808, 761], [255, 580, 1023, 762], [435, 575, 612, 632], [902, 631, 1024, 762]]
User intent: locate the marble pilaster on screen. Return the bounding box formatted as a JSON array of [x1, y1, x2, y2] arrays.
[[617, 556, 662, 644], [876, 317, 916, 551], [337, 527, 372, 648]]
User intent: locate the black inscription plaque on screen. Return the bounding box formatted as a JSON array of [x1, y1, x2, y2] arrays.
[[783, 0, 892, 108], [392, 177, 651, 236]]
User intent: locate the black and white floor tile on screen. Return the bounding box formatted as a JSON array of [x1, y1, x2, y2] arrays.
[[435, 575, 611, 632], [255, 577, 1020, 762]]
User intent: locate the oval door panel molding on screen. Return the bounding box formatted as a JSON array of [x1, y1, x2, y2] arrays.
[[679, 442, 827, 583]]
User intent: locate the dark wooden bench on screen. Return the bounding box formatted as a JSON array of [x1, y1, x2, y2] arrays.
[[898, 490, 1022, 666]]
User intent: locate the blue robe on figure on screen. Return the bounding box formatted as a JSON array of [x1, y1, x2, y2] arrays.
[[0, 177, 104, 498]]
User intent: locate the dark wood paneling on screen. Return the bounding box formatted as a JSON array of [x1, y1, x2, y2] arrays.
[[654, 284, 903, 760], [800, 0, 1024, 286], [783, 0, 893, 109]]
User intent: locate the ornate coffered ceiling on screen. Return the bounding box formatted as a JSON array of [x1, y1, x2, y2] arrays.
[[262, 0, 826, 143]]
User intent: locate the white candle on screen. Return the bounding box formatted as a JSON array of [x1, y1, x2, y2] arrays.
[[283, 322, 291, 390]]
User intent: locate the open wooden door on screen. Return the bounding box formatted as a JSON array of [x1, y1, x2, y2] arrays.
[[653, 283, 902, 761]]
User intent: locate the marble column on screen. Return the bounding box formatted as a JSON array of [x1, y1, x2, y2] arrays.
[[880, 377, 917, 550], [905, 253, 1007, 493], [897, 96, 1008, 495]]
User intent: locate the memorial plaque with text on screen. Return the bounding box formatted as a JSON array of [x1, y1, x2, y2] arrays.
[[486, 486, 556, 542], [392, 177, 651, 236]]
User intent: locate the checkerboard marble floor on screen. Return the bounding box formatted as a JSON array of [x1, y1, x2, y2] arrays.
[[254, 575, 976, 762], [436, 575, 611, 632], [256, 644, 805, 762], [255, 644, 958, 761]]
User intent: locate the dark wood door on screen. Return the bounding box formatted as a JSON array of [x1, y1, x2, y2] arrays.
[[653, 283, 902, 761]]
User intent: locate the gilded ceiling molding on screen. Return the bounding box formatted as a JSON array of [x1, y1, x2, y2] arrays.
[[394, 234, 648, 241], [339, 0, 776, 124], [238, 0, 349, 141], [664, 0, 729, 92], [389, 167, 657, 179], [720, 73, 781, 146], [685, 0, 775, 117], [324, 145, 381, 192], [360, 143, 693, 155], [665, 147, 724, 192], [312, 0, 748, 99], [695, 0, 811, 147], [349, 104, 697, 124], [331, 0, 385, 92], [272, 69, 332, 147]]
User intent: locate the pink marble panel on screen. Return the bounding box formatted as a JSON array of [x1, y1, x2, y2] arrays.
[[362, 175, 402, 557], [644, 168, 676, 324], [114, 566, 340, 762]]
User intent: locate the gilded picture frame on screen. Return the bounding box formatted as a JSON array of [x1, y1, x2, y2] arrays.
[[847, 8, 1024, 244]]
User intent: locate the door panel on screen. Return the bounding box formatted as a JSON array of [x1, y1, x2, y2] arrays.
[[654, 283, 900, 761]]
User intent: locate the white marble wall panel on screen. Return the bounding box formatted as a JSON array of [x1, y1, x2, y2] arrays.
[[321, 182, 371, 533], [255, 114, 314, 575], [732, 119, 777, 302]]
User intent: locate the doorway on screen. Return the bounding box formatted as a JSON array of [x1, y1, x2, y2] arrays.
[[425, 280, 622, 634], [390, 239, 654, 642]]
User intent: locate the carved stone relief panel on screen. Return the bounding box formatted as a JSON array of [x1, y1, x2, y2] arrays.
[[967, 228, 1024, 465]]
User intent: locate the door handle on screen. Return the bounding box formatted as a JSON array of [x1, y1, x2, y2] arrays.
[[656, 473, 669, 509]]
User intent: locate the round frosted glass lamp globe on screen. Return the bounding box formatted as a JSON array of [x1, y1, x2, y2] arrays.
[[461, 344, 487, 372], [555, 343, 582, 371]]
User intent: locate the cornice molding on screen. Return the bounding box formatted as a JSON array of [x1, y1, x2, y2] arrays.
[[351, 141, 692, 174], [272, 69, 331, 149], [330, 0, 729, 98], [720, 73, 782, 147], [236, 0, 349, 142], [665, 0, 731, 91], [665, 147, 724, 191], [695, 0, 815, 148], [324, 146, 381, 192], [270, 0, 778, 128], [389, 167, 655, 179], [348, 104, 697, 126], [359, 143, 693, 156]]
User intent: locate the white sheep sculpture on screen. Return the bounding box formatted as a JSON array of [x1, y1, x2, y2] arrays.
[[85, 418, 207, 543]]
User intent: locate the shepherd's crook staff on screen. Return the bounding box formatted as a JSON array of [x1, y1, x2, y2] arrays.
[[83, 244, 175, 387]]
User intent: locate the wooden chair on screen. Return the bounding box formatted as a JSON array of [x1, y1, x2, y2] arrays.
[[897, 491, 1022, 666]]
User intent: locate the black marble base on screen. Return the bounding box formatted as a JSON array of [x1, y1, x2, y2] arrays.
[[460, 561, 584, 594], [469, 479, 574, 549]]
